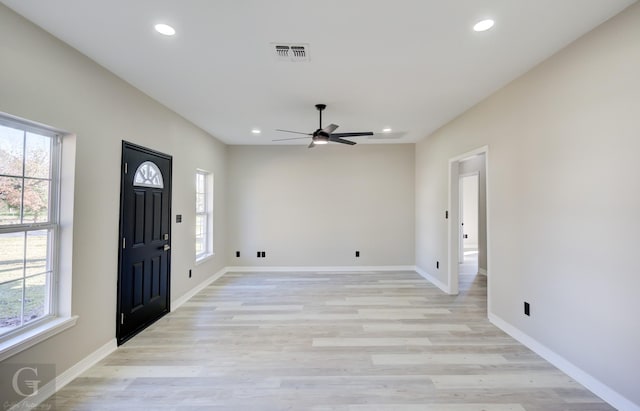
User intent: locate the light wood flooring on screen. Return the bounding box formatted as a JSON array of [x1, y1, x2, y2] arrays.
[[45, 263, 614, 410]]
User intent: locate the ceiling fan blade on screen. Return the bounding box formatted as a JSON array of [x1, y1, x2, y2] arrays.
[[308, 141, 316, 148], [330, 131, 374, 138], [322, 123, 339, 134], [273, 136, 311, 141], [275, 129, 312, 136], [329, 137, 357, 145]]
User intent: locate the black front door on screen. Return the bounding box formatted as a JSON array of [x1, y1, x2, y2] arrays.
[[117, 141, 172, 345]]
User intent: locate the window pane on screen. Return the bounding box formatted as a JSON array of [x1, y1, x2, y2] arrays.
[[0, 114, 58, 338], [195, 238, 204, 256], [0, 176, 23, 225], [0, 124, 24, 177], [195, 171, 213, 259], [195, 215, 205, 238], [24, 273, 48, 324], [196, 173, 205, 194], [22, 179, 49, 224], [25, 132, 51, 179], [196, 193, 205, 213], [195, 214, 205, 255], [0, 278, 23, 333], [26, 230, 49, 276], [0, 232, 25, 284]]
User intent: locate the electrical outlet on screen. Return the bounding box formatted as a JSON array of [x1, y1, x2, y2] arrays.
[[257, 251, 261, 258], [236, 251, 240, 257], [189, 269, 192, 278], [445, 210, 448, 219], [524, 302, 530, 316], [436, 261, 439, 269], [261, 251, 266, 258], [355, 251, 360, 257]]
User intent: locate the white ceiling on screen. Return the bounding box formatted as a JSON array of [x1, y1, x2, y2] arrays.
[[2, 0, 636, 145]]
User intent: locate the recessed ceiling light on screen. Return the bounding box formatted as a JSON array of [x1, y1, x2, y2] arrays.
[[473, 19, 495, 32], [251, 128, 261, 134], [154, 23, 176, 36], [382, 128, 392, 133]]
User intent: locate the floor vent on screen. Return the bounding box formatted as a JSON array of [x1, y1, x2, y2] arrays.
[[272, 43, 310, 62]]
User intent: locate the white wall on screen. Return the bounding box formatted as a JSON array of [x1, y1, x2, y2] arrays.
[[227, 144, 415, 267], [0, 4, 227, 398], [416, 3, 640, 407]]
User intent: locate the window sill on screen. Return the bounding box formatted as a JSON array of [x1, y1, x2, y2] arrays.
[[195, 252, 215, 266], [0, 315, 79, 362]]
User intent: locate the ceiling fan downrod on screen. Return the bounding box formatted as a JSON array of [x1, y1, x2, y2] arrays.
[[315, 104, 326, 129]]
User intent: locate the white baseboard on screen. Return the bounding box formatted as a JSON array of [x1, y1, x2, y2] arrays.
[[489, 313, 639, 411], [11, 338, 117, 411], [478, 267, 487, 276], [171, 267, 228, 310], [414, 266, 451, 294], [227, 265, 416, 273]]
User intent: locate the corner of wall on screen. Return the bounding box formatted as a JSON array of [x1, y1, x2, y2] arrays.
[[414, 265, 451, 294], [488, 312, 640, 411], [171, 267, 229, 310]]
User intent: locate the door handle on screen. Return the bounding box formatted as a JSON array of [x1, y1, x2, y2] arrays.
[[163, 244, 171, 251]]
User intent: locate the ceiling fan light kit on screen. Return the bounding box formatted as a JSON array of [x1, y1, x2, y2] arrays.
[[274, 104, 373, 148]]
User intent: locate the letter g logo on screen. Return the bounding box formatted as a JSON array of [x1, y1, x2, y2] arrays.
[[12, 367, 41, 397]]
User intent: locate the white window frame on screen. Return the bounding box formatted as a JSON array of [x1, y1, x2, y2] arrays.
[[195, 169, 214, 263], [0, 113, 77, 361]]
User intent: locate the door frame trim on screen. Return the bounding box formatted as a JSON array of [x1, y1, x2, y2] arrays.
[[116, 141, 172, 344]]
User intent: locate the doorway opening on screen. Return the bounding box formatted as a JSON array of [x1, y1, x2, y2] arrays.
[[459, 173, 479, 277], [447, 147, 488, 301]]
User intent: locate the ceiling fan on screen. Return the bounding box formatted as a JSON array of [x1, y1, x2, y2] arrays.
[[274, 104, 373, 148]]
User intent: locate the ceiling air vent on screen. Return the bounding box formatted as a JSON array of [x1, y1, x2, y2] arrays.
[[272, 43, 310, 62]]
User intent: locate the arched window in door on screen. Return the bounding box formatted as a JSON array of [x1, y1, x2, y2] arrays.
[[133, 161, 164, 188]]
